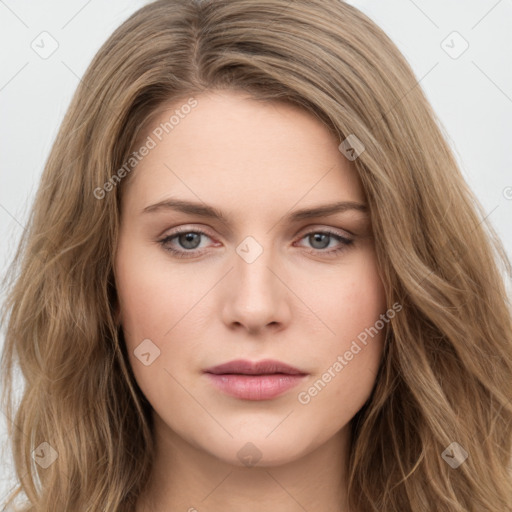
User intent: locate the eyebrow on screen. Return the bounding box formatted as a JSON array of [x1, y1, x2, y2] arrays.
[[142, 197, 369, 224]]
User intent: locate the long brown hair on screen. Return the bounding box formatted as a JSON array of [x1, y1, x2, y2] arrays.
[[2, 0, 511, 510]]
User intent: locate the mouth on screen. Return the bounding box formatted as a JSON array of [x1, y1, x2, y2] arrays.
[[203, 359, 308, 401]]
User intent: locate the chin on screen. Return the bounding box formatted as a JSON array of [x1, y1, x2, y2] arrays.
[[206, 434, 315, 468]]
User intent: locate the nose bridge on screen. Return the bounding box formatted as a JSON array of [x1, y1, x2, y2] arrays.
[[221, 233, 288, 330], [233, 234, 279, 297]]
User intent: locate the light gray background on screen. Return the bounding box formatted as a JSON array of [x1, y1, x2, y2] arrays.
[[1, 0, 511, 505]]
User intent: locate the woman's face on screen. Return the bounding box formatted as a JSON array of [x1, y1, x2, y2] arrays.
[[115, 90, 387, 467]]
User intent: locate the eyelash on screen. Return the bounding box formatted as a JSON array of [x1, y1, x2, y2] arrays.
[[158, 226, 354, 259]]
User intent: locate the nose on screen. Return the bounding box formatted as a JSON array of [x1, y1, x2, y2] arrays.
[[220, 239, 291, 335]]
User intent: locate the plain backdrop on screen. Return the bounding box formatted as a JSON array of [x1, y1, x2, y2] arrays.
[[1, 0, 511, 504]]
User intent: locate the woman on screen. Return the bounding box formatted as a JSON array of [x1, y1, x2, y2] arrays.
[[1, 0, 511, 510]]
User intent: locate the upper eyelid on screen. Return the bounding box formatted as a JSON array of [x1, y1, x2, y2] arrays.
[[162, 222, 353, 236]]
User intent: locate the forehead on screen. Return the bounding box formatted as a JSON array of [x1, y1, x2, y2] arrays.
[[122, 90, 366, 210]]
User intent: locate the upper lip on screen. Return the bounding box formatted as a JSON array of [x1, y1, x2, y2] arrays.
[[204, 359, 307, 375]]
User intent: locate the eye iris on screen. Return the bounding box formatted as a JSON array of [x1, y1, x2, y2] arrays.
[[179, 232, 201, 249], [309, 233, 330, 249]]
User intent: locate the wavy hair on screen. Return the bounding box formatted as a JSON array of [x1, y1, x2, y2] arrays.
[[2, 0, 511, 510]]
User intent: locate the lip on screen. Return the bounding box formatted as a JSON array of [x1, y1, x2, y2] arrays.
[[203, 359, 308, 401]]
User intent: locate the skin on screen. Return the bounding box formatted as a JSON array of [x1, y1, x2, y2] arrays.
[[114, 90, 387, 512]]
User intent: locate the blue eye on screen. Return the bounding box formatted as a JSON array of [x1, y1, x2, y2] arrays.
[[158, 227, 212, 258], [297, 230, 354, 256], [158, 227, 354, 259]]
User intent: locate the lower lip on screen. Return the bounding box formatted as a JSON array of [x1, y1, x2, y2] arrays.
[[205, 373, 307, 400]]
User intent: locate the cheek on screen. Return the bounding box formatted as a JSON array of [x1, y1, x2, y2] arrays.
[[296, 253, 386, 415], [115, 246, 195, 410], [303, 251, 387, 344], [115, 240, 210, 394], [115, 240, 198, 344]]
